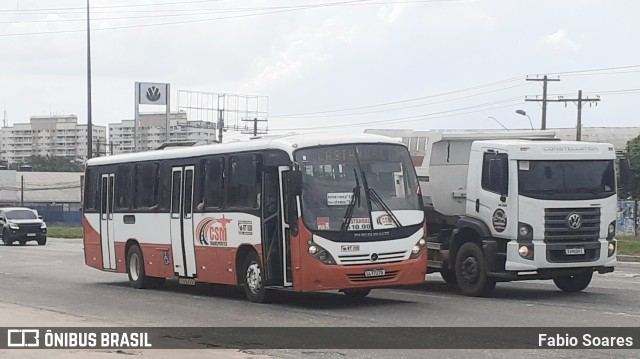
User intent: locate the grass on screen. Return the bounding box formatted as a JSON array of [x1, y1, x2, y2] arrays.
[[617, 236, 640, 256], [47, 226, 83, 239]]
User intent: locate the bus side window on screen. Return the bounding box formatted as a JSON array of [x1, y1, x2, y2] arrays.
[[157, 161, 172, 211], [227, 154, 261, 209], [203, 157, 224, 210], [115, 164, 132, 210], [133, 162, 159, 210], [84, 168, 97, 211]]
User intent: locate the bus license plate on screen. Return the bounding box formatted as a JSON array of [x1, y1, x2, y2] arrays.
[[27, 233, 36, 237], [364, 268, 385, 277], [565, 247, 585, 255]]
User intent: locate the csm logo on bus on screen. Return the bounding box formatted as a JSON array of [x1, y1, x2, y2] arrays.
[[196, 216, 232, 246]]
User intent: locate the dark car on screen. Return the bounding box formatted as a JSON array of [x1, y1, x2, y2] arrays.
[[0, 207, 47, 246]]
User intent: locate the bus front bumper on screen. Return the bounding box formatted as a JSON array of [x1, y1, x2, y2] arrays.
[[294, 252, 427, 292]]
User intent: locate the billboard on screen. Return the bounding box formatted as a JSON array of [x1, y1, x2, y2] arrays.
[[137, 82, 169, 105]]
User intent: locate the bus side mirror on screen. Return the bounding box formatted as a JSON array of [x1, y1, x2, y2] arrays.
[[619, 158, 630, 188], [286, 170, 302, 236], [290, 170, 302, 196]]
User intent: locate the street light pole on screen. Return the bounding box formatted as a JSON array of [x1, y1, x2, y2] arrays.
[[515, 110, 534, 130], [488, 116, 508, 130], [86, 0, 93, 160]]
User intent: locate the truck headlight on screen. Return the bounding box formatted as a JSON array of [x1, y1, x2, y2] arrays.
[[41, 223, 47, 229], [607, 221, 615, 240], [518, 222, 533, 241], [518, 244, 534, 260], [8, 222, 19, 230], [608, 242, 616, 257]]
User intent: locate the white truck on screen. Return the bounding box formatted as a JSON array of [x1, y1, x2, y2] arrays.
[[420, 131, 626, 296]]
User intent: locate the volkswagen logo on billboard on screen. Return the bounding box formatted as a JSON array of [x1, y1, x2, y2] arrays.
[[145, 86, 162, 102], [566, 213, 582, 230]]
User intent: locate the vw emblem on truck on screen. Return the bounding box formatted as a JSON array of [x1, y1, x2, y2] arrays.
[[566, 213, 582, 230]]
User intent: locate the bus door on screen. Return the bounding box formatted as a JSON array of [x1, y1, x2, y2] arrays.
[[278, 166, 298, 287], [99, 173, 116, 270], [169, 166, 197, 278]]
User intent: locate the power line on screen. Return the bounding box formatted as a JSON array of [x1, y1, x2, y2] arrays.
[[272, 77, 523, 117], [272, 83, 532, 119], [272, 97, 523, 130]]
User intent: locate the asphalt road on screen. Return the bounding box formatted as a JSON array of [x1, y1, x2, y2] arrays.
[[1, 238, 639, 358]]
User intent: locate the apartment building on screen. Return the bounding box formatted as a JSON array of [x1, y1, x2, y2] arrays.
[[0, 115, 107, 164], [109, 112, 218, 154]]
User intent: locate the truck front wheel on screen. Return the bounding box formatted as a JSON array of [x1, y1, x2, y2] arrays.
[[454, 242, 496, 297], [440, 268, 457, 285], [553, 271, 593, 292]]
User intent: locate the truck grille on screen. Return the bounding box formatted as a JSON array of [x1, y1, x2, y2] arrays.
[[544, 208, 600, 243], [338, 251, 406, 265]]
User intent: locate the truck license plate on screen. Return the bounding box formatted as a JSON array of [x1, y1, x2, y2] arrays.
[[565, 247, 585, 255], [364, 268, 385, 277], [26, 233, 36, 237]]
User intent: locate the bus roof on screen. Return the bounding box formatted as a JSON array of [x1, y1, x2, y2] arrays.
[[86, 132, 403, 166]]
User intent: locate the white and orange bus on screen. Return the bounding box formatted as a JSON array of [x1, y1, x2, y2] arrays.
[[83, 133, 427, 302]]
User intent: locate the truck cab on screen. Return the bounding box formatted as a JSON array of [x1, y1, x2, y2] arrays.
[[425, 135, 618, 296]]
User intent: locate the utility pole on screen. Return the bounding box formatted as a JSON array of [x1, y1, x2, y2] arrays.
[[525, 75, 561, 130], [20, 175, 24, 206], [95, 137, 101, 157], [86, 0, 93, 159], [241, 118, 268, 137], [109, 142, 114, 156], [545, 89, 600, 141]]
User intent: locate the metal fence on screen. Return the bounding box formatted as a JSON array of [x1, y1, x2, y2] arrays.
[[29, 204, 82, 227], [617, 200, 638, 237]]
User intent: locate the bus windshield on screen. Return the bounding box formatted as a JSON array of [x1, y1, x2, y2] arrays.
[[518, 160, 616, 200], [295, 144, 422, 232]]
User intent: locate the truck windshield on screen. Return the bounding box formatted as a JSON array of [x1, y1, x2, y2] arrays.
[[518, 160, 615, 200], [295, 144, 422, 232], [6, 210, 37, 220]]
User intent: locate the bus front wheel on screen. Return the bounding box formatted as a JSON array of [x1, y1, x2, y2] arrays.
[[242, 251, 269, 303], [343, 288, 371, 298]]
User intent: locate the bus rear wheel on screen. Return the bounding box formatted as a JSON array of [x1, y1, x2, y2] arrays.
[[454, 242, 496, 297], [242, 251, 269, 303], [553, 271, 593, 292], [126, 245, 165, 289]]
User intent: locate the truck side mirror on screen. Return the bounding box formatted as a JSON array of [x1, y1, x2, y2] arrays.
[[38, 215, 43, 220]]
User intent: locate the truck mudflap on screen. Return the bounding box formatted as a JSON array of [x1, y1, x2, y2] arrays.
[[487, 266, 614, 282]]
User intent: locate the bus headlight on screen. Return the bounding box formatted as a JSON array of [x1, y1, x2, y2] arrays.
[[608, 242, 616, 257], [409, 238, 427, 259], [308, 243, 335, 265]]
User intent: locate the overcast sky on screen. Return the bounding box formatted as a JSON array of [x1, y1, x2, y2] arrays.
[[1, 0, 639, 136]]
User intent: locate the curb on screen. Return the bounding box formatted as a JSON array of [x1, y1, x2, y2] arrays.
[[617, 255, 640, 263]]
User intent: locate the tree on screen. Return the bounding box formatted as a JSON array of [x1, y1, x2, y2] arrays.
[[11, 156, 84, 172], [620, 134, 640, 199]]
